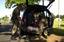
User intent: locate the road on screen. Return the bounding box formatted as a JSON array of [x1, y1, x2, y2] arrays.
[[0, 25, 23, 42], [0, 25, 64, 42], [0, 34, 64, 42], [0, 35, 47, 42], [0, 35, 25, 42], [0, 35, 10, 42]]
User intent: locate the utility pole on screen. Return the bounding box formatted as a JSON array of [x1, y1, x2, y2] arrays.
[[58, 0, 61, 29]]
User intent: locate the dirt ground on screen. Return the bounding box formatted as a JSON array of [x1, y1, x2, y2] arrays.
[[47, 34, 64, 42], [0, 34, 64, 42], [32, 34, 64, 42]]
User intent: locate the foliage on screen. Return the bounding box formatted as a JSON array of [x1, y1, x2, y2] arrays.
[[28, 0, 40, 4], [2, 16, 9, 21], [5, 0, 40, 8], [61, 15, 64, 21], [0, 16, 10, 25], [53, 17, 64, 29], [56, 15, 64, 21], [53, 18, 60, 28]]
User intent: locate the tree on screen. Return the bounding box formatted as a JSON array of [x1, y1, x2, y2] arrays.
[[2, 16, 9, 21], [5, 0, 40, 8], [0, 16, 9, 25], [60, 15, 64, 21]]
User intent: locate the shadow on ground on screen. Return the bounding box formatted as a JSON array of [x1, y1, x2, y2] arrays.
[[53, 28, 64, 36], [0, 25, 13, 32], [0, 25, 13, 35]]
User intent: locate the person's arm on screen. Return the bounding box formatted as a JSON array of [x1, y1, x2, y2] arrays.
[[47, 0, 55, 8]]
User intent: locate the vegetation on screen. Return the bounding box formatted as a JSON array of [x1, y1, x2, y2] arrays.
[[0, 16, 10, 25], [5, 0, 40, 8], [53, 15, 64, 28], [53, 15, 64, 35]]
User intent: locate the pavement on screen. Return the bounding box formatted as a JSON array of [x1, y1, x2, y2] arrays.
[[0, 25, 64, 42], [0, 35, 47, 42], [0, 25, 46, 42]]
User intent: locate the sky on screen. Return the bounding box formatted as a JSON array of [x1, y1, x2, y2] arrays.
[[0, 0, 14, 18], [0, 0, 64, 18]]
